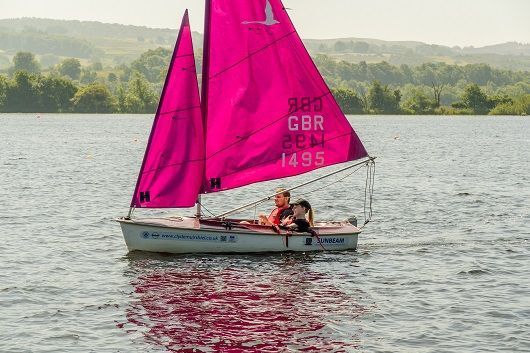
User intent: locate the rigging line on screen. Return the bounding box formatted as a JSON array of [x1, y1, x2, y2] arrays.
[[252, 199, 268, 223], [363, 161, 370, 225], [197, 201, 215, 217], [207, 30, 297, 81], [361, 160, 376, 228], [369, 161, 376, 220], [214, 157, 374, 218]]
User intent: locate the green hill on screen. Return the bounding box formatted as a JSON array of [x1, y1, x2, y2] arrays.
[[0, 17, 529, 71], [0, 18, 201, 67]]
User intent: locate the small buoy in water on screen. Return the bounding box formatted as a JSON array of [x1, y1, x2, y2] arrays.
[[394, 135, 399, 140]]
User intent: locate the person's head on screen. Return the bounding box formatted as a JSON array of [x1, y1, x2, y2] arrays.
[[291, 198, 311, 215], [291, 198, 314, 226], [274, 188, 290, 208]]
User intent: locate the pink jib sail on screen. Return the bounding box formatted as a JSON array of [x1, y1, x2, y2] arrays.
[[131, 10, 204, 208], [201, 0, 368, 193]]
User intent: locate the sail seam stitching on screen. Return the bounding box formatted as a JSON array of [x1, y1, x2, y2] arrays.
[[159, 105, 202, 116]]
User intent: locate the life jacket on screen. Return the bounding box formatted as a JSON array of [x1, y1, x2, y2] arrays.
[[268, 206, 290, 225]]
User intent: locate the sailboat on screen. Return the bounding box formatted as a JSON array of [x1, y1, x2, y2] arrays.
[[117, 0, 375, 254]]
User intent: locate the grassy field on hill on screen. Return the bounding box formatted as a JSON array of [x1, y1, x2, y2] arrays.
[[1, 18, 529, 70]]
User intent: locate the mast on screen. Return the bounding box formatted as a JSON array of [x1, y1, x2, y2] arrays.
[[195, 196, 202, 219], [192, 0, 212, 218], [200, 0, 212, 185]]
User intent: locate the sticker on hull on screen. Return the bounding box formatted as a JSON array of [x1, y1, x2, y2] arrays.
[[141, 231, 238, 243], [304, 237, 346, 246]]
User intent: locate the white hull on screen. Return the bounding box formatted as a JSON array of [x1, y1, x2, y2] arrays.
[[117, 217, 360, 254]]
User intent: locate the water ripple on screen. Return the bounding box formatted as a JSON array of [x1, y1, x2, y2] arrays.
[[1, 115, 529, 352]]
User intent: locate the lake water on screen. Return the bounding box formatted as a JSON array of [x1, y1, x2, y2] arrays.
[[1, 114, 529, 352]]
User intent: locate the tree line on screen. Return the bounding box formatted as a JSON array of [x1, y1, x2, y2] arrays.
[[314, 55, 530, 87], [0, 50, 529, 115], [0, 52, 158, 113], [331, 83, 529, 115]]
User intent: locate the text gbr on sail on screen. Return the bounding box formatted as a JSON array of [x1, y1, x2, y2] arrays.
[[282, 97, 325, 168]]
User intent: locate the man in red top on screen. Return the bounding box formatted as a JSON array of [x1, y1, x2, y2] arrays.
[[258, 188, 293, 226]]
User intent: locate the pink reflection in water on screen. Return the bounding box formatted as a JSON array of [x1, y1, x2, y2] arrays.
[[123, 259, 368, 352]]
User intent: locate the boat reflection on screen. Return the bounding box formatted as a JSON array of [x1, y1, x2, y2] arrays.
[[122, 253, 367, 352]]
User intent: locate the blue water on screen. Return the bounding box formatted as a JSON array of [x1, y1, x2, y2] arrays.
[[1, 114, 529, 352]]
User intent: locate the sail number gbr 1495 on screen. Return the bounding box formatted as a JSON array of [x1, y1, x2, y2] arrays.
[[281, 114, 325, 168]]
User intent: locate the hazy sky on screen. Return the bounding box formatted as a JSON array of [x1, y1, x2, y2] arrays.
[[1, 0, 529, 47]]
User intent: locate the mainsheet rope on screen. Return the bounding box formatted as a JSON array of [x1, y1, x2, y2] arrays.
[[362, 159, 376, 228], [208, 159, 375, 225]]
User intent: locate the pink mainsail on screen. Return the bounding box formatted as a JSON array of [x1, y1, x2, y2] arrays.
[[201, 0, 368, 193], [131, 10, 204, 208]]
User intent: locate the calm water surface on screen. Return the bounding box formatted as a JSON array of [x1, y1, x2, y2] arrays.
[[1, 114, 529, 352]]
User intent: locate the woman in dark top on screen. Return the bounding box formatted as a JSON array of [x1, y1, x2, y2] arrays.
[[281, 198, 314, 233]]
